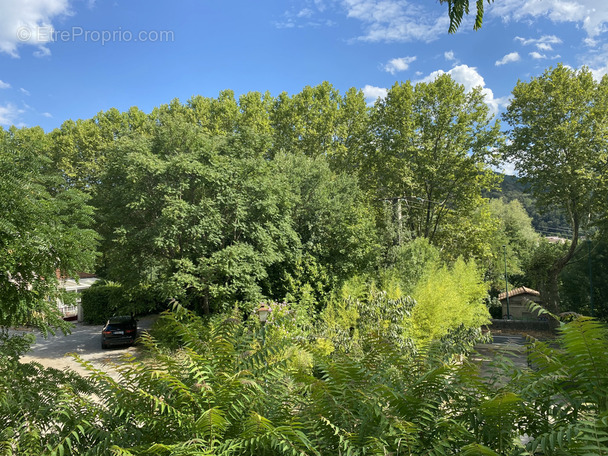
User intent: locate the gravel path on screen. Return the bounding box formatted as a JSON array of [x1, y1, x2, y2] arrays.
[[16, 315, 159, 377]]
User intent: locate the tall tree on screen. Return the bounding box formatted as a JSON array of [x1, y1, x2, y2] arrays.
[[503, 64, 608, 311], [95, 119, 297, 314], [485, 198, 541, 288], [0, 127, 98, 333], [329, 87, 370, 174], [186, 90, 240, 135], [270, 82, 344, 158], [366, 74, 502, 252], [271, 152, 379, 304]]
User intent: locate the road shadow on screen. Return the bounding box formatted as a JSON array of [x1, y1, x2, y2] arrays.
[[17, 314, 159, 377]]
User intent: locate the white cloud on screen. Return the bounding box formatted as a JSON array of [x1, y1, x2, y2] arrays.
[[383, 56, 416, 74], [515, 35, 562, 51], [275, 20, 296, 29], [586, 46, 608, 80], [342, 0, 451, 42], [0, 0, 71, 57], [0, 80, 11, 89], [495, 52, 521, 66], [418, 64, 508, 116], [493, 0, 608, 38], [585, 37, 598, 47], [276, 2, 337, 29], [529, 51, 547, 59], [496, 160, 517, 176], [34, 46, 52, 58], [20, 87, 30, 95], [590, 66, 608, 80], [42, 112, 53, 118], [314, 0, 327, 12], [444, 50, 455, 61], [362, 84, 388, 104], [297, 8, 314, 18], [0, 103, 24, 126]]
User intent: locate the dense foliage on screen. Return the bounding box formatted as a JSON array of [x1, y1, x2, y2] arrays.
[[2, 73, 515, 317], [484, 174, 569, 236], [0, 69, 606, 320], [80, 282, 161, 324], [560, 236, 608, 320], [503, 64, 608, 311], [0, 127, 98, 334], [2, 64, 608, 454], [3, 304, 608, 455]]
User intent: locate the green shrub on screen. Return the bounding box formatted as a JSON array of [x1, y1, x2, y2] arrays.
[[384, 237, 440, 294], [412, 257, 490, 345], [80, 281, 130, 324], [9, 298, 608, 455], [81, 281, 166, 324]]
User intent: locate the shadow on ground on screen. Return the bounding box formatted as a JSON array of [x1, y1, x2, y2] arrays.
[[17, 314, 159, 377]]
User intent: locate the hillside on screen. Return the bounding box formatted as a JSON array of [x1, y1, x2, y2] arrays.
[[487, 174, 570, 238]]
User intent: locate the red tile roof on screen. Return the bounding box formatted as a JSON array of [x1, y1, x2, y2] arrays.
[[498, 286, 540, 301]]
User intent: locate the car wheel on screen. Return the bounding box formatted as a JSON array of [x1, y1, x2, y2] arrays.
[[101, 341, 108, 349]]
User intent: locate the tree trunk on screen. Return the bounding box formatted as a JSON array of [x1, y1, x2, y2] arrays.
[[544, 213, 580, 314], [396, 198, 403, 246], [542, 268, 561, 314], [202, 287, 210, 315]]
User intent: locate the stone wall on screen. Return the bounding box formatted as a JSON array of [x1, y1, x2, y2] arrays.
[[487, 318, 559, 333]]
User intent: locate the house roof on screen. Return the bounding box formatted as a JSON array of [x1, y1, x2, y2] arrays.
[[55, 270, 97, 280], [498, 286, 540, 301], [77, 272, 97, 279], [60, 276, 99, 291]]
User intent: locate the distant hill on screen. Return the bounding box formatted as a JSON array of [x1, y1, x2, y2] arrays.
[[486, 174, 570, 238]]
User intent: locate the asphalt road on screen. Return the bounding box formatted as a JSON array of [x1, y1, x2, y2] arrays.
[[490, 334, 527, 346], [15, 320, 530, 377], [475, 333, 529, 369], [16, 315, 158, 377]]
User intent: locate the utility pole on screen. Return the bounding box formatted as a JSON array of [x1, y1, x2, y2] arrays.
[[503, 245, 510, 320], [396, 197, 403, 246], [588, 239, 594, 317]]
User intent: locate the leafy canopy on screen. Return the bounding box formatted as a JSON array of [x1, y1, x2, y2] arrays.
[[0, 126, 98, 333], [503, 64, 608, 310]]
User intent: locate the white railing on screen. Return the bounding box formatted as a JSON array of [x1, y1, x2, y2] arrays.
[[59, 305, 78, 317]]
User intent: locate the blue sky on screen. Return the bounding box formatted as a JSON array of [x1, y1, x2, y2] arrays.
[[1, 0, 607, 134]]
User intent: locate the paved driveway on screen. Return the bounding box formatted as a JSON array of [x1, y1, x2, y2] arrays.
[[16, 315, 158, 377]]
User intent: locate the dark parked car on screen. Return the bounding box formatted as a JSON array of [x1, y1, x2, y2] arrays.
[[101, 315, 138, 349]]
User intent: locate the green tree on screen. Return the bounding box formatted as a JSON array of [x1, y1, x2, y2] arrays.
[[270, 82, 349, 160], [383, 237, 440, 295], [48, 118, 107, 192], [433, 199, 499, 263], [272, 152, 379, 295], [47, 107, 153, 193], [366, 74, 503, 252], [0, 126, 98, 333], [486, 198, 540, 289], [328, 87, 370, 174], [503, 64, 608, 311], [237, 90, 274, 136], [560, 235, 608, 319], [186, 90, 240, 136], [96, 119, 297, 314]]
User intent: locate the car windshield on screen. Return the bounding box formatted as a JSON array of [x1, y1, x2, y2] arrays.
[[105, 316, 135, 330]]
